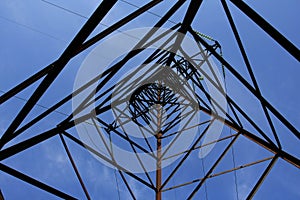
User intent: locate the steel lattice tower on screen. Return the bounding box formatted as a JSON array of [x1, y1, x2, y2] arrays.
[[0, 0, 299, 199]]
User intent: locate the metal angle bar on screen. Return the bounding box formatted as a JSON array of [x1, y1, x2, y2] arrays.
[[80, 0, 185, 64], [152, 0, 186, 28], [187, 133, 240, 199], [0, 163, 76, 199], [198, 104, 300, 169], [0, 189, 4, 200], [161, 104, 187, 134], [190, 44, 224, 95], [198, 68, 278, 148], [79, 0, 186, 97], [175, 52, 242, 128], [62, 131, 155, 191], [0, 0, 162, 106], [161, 120, 211, 140], [57, 1, 186, 129], [150, 46, 173, 62], [68, 1, 178, 118], [7, 36, 206, 154], [227, 100, 243, 127], [90, 45, 177, 115], [13, 76, 113, 138], [163, 132, 238, 161], [229, 0, 300, 62], [184, 39, 280, 149], [90, 52, 174, 110], [84, 103, 300, 171], [6, 98, 297, 175], [160, 109, 199, 159], [118, 171, 137, 200], [173, 49, 224, 113], [156, 87, 163, 200], [0, 62, 56, 105], [165, 0, 204, 66], [209, 156, 273, 179], [59, 134, 91, 200], [246, 154, 279, 200], [195, 92, 212, 113], [172, 58, 216, 109], [110, 51, 176, 100], [1, 100, 299, 176], [111, 99, 169, 140], [0, 0, 118, 149], [91, 118, 115, 159], [0, 128, 60, 161], [71, 56, 179, 143], [10, 23, 180, 147], [96, 117, 155, 158], [63, 100, 300, 172], [68, 24, 182, 125], [242, 130, 299, 170], [160, 122, 212, 190], [76, 0, 163, 54], [105, 123, 150, 199], [0, 106, 110, 162], [173, 52, 225, 117], [0, 106, 113, 161], [162, 156, 273, 192], [221, 0, 281, 149], [137, 124, 155, 153], [179, 0, 203, 32], [89, 26, 180, 100], [162, 107, 192, 133], [96, 117, 156, 188], [189, 27, 300, 140], [224, 95, 276, 147]]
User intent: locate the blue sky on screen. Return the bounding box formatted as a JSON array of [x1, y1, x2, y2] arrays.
[[0, 0, 299, 199]]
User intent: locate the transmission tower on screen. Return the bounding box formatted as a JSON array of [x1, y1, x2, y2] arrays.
[[0, 0, 299, 199]]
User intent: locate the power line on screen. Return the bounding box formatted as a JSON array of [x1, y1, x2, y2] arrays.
[[40, 0, 218, 57], [40, 0, 144, 43], [0, 0, 154, 45], [43, 0, 178, 26], [0, 0, 179, 48], [0, 15, 65, 43], [221, 55, 240, 200], [119, 0, 178, 25], [41, 0, 88, 19], [0, 90, 68, 117]]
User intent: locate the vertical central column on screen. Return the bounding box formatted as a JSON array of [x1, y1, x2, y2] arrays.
[[156, 85, 162, 200], [156, 131, 162, 200]]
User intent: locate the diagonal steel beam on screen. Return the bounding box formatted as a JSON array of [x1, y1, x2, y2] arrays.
[[62, 131, 155, 191], [166, 0, 204, 67], [0, 163, 77, 199], [160, 122, 212, 190], [0, 0, 163, 105], [198, 104, 300, 169], [221, 0, 281, 149], [187, 133, 240, 199], [189, 27, 300, 141], [246, 154, 279, 199], [0, 0, 118, 149], [59, 133, 91, 200], [229, 0, 300, 62]]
